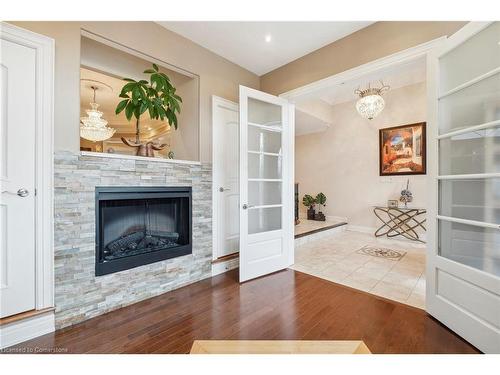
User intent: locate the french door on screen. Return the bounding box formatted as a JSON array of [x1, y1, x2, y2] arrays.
[[239, 86, 294, 282], [427, 22, 500, 353]]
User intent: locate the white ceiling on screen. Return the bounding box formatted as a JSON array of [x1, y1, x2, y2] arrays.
[[157, 21, 374, 76], [318, 56, 427, 106], [295, 109, 330, 136]]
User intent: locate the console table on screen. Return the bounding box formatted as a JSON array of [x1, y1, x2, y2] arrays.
[[373, 206, 426, 243]]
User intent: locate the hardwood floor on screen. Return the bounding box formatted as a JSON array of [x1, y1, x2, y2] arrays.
[[5, 269, 479, 354]]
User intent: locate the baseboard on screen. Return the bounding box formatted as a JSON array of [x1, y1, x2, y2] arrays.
[[347, 225, 427, 244], [346, 225, 375, 234], [0, 310, 55, 349], [294, 224, 347, 246], [326, 215, 348, 222], [298, 214, 348, 223], [212, 256, 239, 276]]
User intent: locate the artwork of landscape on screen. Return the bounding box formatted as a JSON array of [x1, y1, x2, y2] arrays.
[[379, 122, 426, 176]]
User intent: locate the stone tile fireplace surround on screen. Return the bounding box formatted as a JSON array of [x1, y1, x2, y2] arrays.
[[54, 151, 212, 329]]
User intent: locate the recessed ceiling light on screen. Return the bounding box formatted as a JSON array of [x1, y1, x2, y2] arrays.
[[265, 34, 272, 43]]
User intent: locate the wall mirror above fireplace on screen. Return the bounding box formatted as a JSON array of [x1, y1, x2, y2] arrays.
[[80, 34, 200, 162]]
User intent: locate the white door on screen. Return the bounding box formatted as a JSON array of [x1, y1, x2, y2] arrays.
[[0, 38, 37, 317], [427, 22, 500, 353], [212, 96, 240, 258], [239, 86, 294, 282]]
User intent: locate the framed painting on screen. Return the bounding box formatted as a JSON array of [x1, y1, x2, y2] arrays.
[[379, 122, 426, 176]]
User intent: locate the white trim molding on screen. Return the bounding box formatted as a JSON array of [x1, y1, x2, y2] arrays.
[[279, 36, 446, 102], [211, 257, 239, 277], [211, 95, 239, 261], [0, 311, 55, 350], [80, 151, 202, 166], [0, 22, 55, 338], [346, 225, 376, 235]]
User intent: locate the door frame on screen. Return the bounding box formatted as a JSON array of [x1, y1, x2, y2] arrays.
[[1, 22, 55, 311], [211, 95, 239, 261]]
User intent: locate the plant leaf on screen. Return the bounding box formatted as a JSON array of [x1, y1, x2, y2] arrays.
[[133, 105, 141, 120], [120, 82, 136, 95], [115, 99, 128, 114], [152, 63, 159, 72], [159, 72, 171, 82], [131, 88, 140, 105], [123, 78, 136, 82], [125, 102, 135, 121], [143, 69, 155, 74]]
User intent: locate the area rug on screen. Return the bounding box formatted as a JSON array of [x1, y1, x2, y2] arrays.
[[356, 245, 406, 260]]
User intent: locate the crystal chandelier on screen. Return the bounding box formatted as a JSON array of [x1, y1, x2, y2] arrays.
[[355, 81, 390, 120], [80, 86, 115, 142]]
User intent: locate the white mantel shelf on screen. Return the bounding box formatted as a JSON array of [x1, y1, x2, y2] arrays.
[[80, 151, 202, 166]]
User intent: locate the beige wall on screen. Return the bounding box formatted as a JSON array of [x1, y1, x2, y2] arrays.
[[295, 82, 427, 231], [9, 21, 260, 162], [261, 21, 466, 95]]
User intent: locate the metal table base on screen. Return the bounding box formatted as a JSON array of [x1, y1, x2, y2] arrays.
[[373, 206, 426, 243]]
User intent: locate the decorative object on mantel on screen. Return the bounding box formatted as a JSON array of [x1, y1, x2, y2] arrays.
[[387, 199, 399, 208], [354, 80, 390, 120], [115, 63, 182, 158], [121, 139, 168, 157], [80, 84, 116, 142], [373, 205, 426, 243], [302, 194, 316, 220], [399, 179, 413, 208], [379, 122, 426, 176], [314, 192, 327, 221]]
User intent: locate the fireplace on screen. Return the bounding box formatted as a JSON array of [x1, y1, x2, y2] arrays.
[[95, 186, 192, 276]]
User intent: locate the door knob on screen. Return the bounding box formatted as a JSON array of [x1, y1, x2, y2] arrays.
[[1, 188, 29, 197], [242, 204, 254, 210], [219, 187, 231, 192], [17, 188, 29, 197]]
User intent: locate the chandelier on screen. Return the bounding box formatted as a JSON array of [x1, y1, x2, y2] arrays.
[[80, 86, 115, 142], [355, 81, 390, 120]]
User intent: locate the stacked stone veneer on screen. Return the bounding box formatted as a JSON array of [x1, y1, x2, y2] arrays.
[[54, 151, 212, 329]]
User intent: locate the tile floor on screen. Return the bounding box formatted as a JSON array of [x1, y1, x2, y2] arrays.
[[291, 230, 426, 309]]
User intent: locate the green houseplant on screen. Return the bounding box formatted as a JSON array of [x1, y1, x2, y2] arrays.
[[302, 194, 317, 220], [115, 63, 182, 157], [315, 192, 327, 221]]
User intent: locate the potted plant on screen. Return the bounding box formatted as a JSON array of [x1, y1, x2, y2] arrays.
[[115, 63, 182, 157], [315, 192, 327, 221], [302, 194, 317, 220]]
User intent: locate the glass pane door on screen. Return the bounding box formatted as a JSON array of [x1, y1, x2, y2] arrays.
[[239, 85, 293, 283], [437, 22, 500, 276], [246, 97, 284, 235]]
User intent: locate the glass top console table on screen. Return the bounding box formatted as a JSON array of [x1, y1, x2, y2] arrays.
[[373, 206, 426, 243]]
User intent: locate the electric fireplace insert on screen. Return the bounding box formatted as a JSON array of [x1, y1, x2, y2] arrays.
[[95, 186, 192, 276]]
